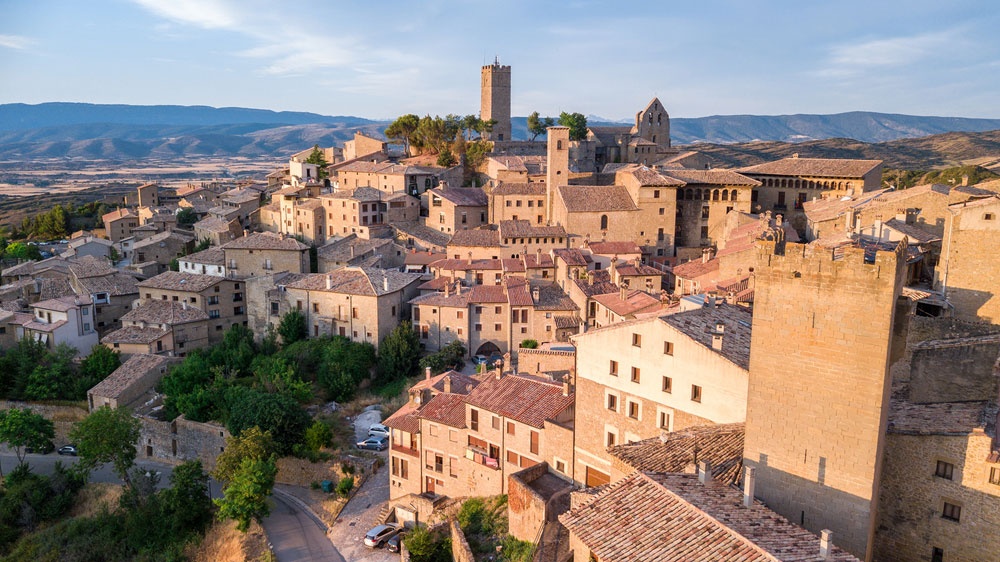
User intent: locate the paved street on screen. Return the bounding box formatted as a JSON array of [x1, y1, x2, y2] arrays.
[[263, 490, 344, 562]]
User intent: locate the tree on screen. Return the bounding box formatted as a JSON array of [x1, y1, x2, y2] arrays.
[[24, 343, 77, 400], [385, 114, 420, 157], [303, 420, 331, 452], [176, 208, 198, 227], [213, 426, 276, 484], [436, 147, 457, 168], [378, 321, 420, 384], [558, 112, 588, 141], [161, 460, 213, 534], [214, 456, 277, 532], [223, 386, 310, 455], [465, 140, 492, 170], [277, 310, 307, 345], [79, 344, 121, 393], [527, 112, 556, 141], [4, 242, 41, 261], [305, 145, 329, 180], [70, 406, 141, 487], [0, 408, 55, 467]]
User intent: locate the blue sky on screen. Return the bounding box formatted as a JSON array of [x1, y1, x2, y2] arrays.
[[1, 0, 997, 119]]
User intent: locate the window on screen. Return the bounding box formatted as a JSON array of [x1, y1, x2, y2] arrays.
[[495, 306, 502, 314], [470, 409, 479, 431], [494, 323, 501, 331], [631, 367, 640, 383], [209, 310, 220, 319], [507, 450, 519, 464], [627, 401, 639, 420], [492, 416, 501, 430], [662, 376, 672, 393], [606, 432, 616, 447], [555, 459, 566, 473], [475, 323, 482, 332], [607, 394, 617, 412], [609, 360, 618, 376], [932, 547, 944, 562], [984, 213, 995, 221], [658, 411, 671, 430], [632, 333, 641, 347], [691, 385, 702, 403], [312, 303, 319, 313], [942, 502, 961, 522], [530, 430, 539, 454], [990, 467, 1000, 485], [935, 461, 954, 480], [600, 215, 608, 230]]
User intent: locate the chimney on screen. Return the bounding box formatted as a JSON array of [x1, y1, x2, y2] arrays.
[[702, 248, 711, 264], [425, 366, 432, 380], [712, 322, 725, 350], [443, 376, 452, 394], [698, 461, 713, 485], [445, 282, 451, 297], [535, 247, 541, 263], [819, 530, 834, 560], [619, 285, 627, 301], [326, 274, 333, 290], [350, 246, 355, 258], [531, 285, 540, 302], [495, 368, 503, 380], [587, 271, 595, 286], [468, 252, 473, 265], [961, 174, 970, 187], [243, 229, 249, 238], [743, 466, 756, 507], [633, 257, 641, 269], [562, 375, 571, 397], [383, 276, 389, 292]]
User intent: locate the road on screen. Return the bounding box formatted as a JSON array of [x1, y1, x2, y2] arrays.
[[4, 452, 345, 562]]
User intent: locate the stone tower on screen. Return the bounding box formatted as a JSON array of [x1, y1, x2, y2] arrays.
[[743, 238, 907, 561], [545, 126, 570, 224], [481, 59, 511, 143], [633, 98, 670, 148]]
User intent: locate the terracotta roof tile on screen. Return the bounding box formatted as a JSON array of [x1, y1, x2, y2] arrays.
[[449, 229, 501, 247], [552, 248, 590, 266], [138, 271, 222, 293], [588, 241, 641, 255], [740, 157, 881, 178], [609, 423, 745, 486], [121, 300, 209, 325], [223, 232, 309, 251], [662, 169, 761, 186], [428, 187, 489, 207], [464, 374, 573, 429], [416, 393, 467, 427], [491, 182, 547, 196], [499, 220, 566, 239], [100, 325, 170, 345], [592, 290, 662, 317], [558, 185, 638, 213]]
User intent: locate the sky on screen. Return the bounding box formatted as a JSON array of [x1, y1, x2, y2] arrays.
[[1, 0, 998, 120]]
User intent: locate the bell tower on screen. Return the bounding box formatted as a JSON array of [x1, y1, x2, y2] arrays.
[[481, 58, 511, 143]]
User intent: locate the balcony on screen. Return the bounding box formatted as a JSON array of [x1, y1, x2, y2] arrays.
[[465, 447, 500, 470], [391, 444, 419, 458]]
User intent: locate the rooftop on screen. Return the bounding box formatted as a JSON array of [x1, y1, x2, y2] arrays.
[[428, 186, 489, 207], [223, 231, 309, 251], [393, 221, 452, 248], [560, 471, 860, 562], [68, 255, 117, 279], [490, 182, 547, 196], [558, 185, 638, 213], [33, 294, 92, 312], [449, 228, 501, 248], [739, 156, 882, 178], [663, 168, 761, 187], [588, 241, 642, 255], [318, 235, 393, 264], [592, 290, 662, 318], [499, 220, 566, 239], [120, 300, 209, 325], [75, 272, 140, 297], [285, 267, 421, 297], [464, 374, 573, 429], [194, 216, 238, 233], [133, 230, 195, 251], [609, 423, 746, 486], [100, 325, 170, 345], [180, 246, 226, 266], [661, 304, 753, 370], [138, 271, 222, 293]]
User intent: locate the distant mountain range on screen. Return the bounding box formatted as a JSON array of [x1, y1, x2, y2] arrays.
[[1, 103, 999, 162]]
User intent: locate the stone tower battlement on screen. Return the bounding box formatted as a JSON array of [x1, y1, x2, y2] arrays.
[[481, 61, 512, 143], [754, 238, 907, 287]]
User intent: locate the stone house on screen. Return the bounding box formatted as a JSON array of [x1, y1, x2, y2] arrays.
[[334, 160, 441, 197], [342, 132, 386, 161], [485, 155, 546, 185], [570, 304, 751, 488], [67, 257, 139, 336], [102, 300, 210, 356], [222, 232, 310, 278], [132, 230, 195, 274], [280, 268, 422, 348], [103, 208, 139, 243], [177, 247, 227, 277], [136, 271, 246, 344], [193, 216, 242, 246], [487, 183, 548, 225], [61, 236, 114, 260], [423, 185, 489, 234], [666, 168, 757, 249], [87, 353, 176, 411], [934, 195, 1000, 323], [317, 235, 404, 273]]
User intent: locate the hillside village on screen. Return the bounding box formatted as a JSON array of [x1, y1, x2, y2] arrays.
[[2, 62, 1000, 562]]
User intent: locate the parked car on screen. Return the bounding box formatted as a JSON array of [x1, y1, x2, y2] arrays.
[[387, 531, 406, 553], [472, 354, 488, 366], [363, 524, 400, 548], [368, 423, 390, 438], [356, 436, 388, 451], [58, 445, 78, 456]]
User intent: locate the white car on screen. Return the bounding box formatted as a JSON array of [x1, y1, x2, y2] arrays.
[[368, 423, 390, 438]]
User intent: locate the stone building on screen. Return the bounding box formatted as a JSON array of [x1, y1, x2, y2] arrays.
[[221, 231, 310, 278], [481, 59, 511, 143], [343, 131, 386, 162], [487, 183, 548, 225], [316, 235, 402, 272], [575, 98, 673, 172], [280, 268, 422, 348], [935, 195, 1000, 323], [87, 353, 176, 411], [177, 247, 227, 277], [571, 304, 751, 488], [423, 185, 489, 234], [132, 230, 195, 274], [102, 208, 139, 243], [742, 237, 907, 560], [334, 160, 442, 197], [67, 257, 139, 336], [102, 299, 210, 356], [668, 169, 758, 249], [485, 155, 546, 185], [136, 271, 246, 344], [21, 295, 99, 355], [193, 216, 242, 246]]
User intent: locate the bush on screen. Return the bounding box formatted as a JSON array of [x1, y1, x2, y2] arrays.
[[336, 476, 354, 498], [519, 339, 538, 349], [304, 420, 332, 452]]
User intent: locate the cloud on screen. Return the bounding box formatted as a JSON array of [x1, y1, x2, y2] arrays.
[[815, 29, 967, 78], [0, 34, 33, 50]]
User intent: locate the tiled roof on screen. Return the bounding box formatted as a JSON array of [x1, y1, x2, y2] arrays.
[[181, 246, 226, 266], [464, 374, 573, 429], [609, 423, 745, 486], [393, 221, 452, 248], [323, 186, 385, 201], [490, 182, 547, 196], [23, 319, 68, 332], [554, 315, 581, 328], [75, 272, 140, 297], [587, 126, 631, 145], [499, 220, 566, 239], [429, 187, 489, 207], [504, 278, 533, 307], [449, 229, 501, 247], [416, 393, 467, 428], [133, 230, 194, 251], [194, 216, 238, 233], [102, 208, 135, 223], [573, 269, 619, 297], [468, 284, 508, 304], [430, 258, 504, 272], [661, 304, 753, 370], [614, 261, 664, 277], [592, 290, 662, 317], [68, 255, 117, 279], [883, 219, 940, 243], [121, 300, 209, 325], [409, 290, 470, 308], [383, 402, 420, 434], [552, 248, 590, 266], [535, 284, 578, 311], [404, 250, 446, 266], [558, 185, 638, 213], [671, 257, 719, 281], [138, 271, 221, 293], [317, 235, 393, 263], [889, 395, 995, 436], [739, 157, 882, 178], [33, 294, 92, 312], [221, 187, 260, 204], [100, 325, 170, 345], [522, 253, 555, 269], [285, 268, 421, 297], [560, 471, 860, 562], [588, 241, 641, 255], [662, 169, 761, 187], [223, 231, 309, 251], [619, 165, 685, 187]]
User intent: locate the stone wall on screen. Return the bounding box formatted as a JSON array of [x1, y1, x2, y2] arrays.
[[137, 415, 229, 469], [910, 335, 1000, 403], [517, 348, 574, 377], [508, 462, 550, 542], [450, 519, 476, 562], [743, 240, 906, 560]]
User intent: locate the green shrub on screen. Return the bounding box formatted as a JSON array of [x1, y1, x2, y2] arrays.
[[336, 476, 354, 498]]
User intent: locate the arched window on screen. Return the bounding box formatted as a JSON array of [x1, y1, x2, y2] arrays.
[[695, 189, 702, 200], [721, 190, 729, 201], [657, 113, 662, 125], [712, 190, 720, 201], [703, 190, 710, 201], [731, 190, 738, 201], [600, 215, 608, 230], [557, 140, 563, 150], [685, 188, 693, 200]]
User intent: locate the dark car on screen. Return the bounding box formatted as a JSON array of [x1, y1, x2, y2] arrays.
[[387, 531, 406, 553], [356, 436, 388, 451], [58, 445, 78, 456], [363, 524, 399, 548]]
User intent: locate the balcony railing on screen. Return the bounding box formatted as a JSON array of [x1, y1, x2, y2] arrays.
[[391, 444, 419, 457], [465, 447, 500, 470]]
